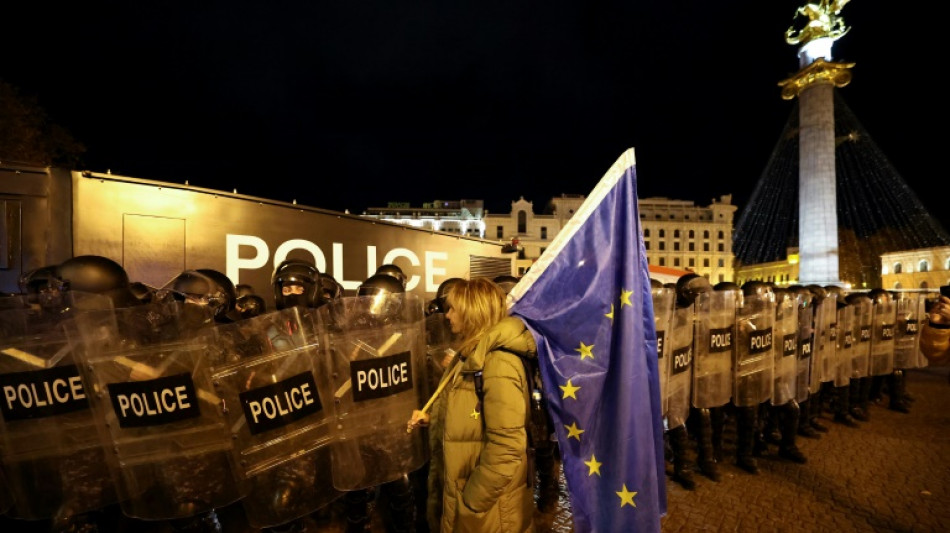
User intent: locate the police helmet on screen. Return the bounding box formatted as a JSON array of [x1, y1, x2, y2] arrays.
[[18, 265, 59, 295], [433, 277, 464, 314], [235, 294, 267, 320], [358, 273, 405, 318], [374, 264, 407, 288], [867, 288, 891, 305], [741, 280, 773, 297], [318, 272, 345, 304], [493, 275, 520, 296], [165, 269, 236, 322], [272, 259, 320, 310], [675, 273, 712, 308], [55, 255, 138, 308]]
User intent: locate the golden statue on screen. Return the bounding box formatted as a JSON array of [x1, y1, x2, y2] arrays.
[[785, 0, 851, 46]]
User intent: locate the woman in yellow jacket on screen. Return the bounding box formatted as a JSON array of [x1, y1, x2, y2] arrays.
[[920, 293, 950, 366], [409, 277, 536, 533]]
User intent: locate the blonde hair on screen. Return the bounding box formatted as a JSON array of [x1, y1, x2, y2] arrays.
[[446, 277, 508, 356]]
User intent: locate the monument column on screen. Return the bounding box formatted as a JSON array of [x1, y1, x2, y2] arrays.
[[779, 1, 854, 286]]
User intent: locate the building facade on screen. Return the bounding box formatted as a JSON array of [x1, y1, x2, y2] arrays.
[[360, 199, 486, 238], [880, 246, 950, 290], [638, 196, 737, 284], [364, 194, 737, 282]]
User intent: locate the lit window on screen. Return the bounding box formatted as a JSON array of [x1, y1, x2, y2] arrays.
[[894, 263, 902, 274], [919, 260, 929, 272]]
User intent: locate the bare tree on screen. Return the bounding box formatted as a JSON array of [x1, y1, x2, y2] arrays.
[[0, 80, 85, 168]]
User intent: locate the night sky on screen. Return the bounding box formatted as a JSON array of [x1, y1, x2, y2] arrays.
[[3, 1, 945, 231]]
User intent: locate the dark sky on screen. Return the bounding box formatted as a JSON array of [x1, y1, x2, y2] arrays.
[[4, 1, 945, 229]]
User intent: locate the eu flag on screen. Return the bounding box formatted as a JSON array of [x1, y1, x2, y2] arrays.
[[509, 148, 666, 532]]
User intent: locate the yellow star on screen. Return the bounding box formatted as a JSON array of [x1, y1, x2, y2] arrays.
[[584, 454, 602, 476], [616, 484, 638, 508], [559, 379, 580, 400], [575, 341, 594, 360], [605, 303, 614, 322], [470, 408, 480, 420], [564, 421, 585, 441], [619, 289, 634, 307]]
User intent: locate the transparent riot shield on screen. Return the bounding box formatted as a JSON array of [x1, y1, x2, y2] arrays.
[[208, 307, 340, 528], [317, 293, 427, 491], [666, 306, 692, 428], [692, 290, 735, 409], [424, 313, 457, 401], [833, 304, 854, 388], [893, 292, 923, 370], [734, 291, 775, 407], [67, 301, 242, 521], [651, 289, 675, 417], [869, 299, 897, 376], [795, 292, 815, 403], [813, 295, 837, 385], [0, 292, 117, 521], [772, 293, 799, 406]]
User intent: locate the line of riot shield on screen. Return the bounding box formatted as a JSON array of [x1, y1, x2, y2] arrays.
[[0, 292, 118, 522], [869, 297, 897, 376], [316, 292, 428, 492], [651, 287, 675, 417], [813, 295, 837, 386], [794, 291, 815, 404], [734, 291, 775, 407], [692, 290, 735, 409], [0, 463, 12, 515], [833, 302, 854, 388], [893, 292, 924, 370], [65, 300, 243, 521], [772, 291, 799, 406], [850, 296, 872, 379], [666, 305, 692, 428], [207, 306, 340, 528]]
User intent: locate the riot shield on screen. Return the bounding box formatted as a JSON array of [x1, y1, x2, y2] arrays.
[[0, 293, 117, 521], [893, 292, 923, 369], [665, 306, 692, 428], [795, 292, 815, 403], [317, 293, 427, 491], [813, 295, 837, 385], [651, 289, 675, 417], [833, 304, 854, 388], [734, 291, 775, 407], [850, 297, 872, 379], [208, 307, 340, 528], [424, 313, 457, 401], [772, 293, 799, 406], [66, 301, 242, 521], [869, 299, 897, 376], [0, 464, 12, 515], [692, 290, 735, 409]]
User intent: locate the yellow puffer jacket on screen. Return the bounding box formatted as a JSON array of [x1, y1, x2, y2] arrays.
[[427, 316, 537, 533]]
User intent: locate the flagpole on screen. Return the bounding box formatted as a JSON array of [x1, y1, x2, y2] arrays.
[[407, 360, 462, 433]]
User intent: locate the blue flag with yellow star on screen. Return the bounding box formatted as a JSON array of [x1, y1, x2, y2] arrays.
[[509, 148, 666, 532]]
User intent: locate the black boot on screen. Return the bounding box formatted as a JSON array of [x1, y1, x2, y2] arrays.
[[888, 370, 910, 413], [710, 406, 725, 462], [808, 392, 828, 433], [668, 424, 696, 490], [344, 489, 373, 533], [797, 398, 820, 439], [777, 401, 807, 464], [735, 406, 759, 474], [379, 475, 414, 533], [692, 408, 720, 482], [869, 375, 885, 404], [833, 385, 858, 427], [848, 378, 868, 422]]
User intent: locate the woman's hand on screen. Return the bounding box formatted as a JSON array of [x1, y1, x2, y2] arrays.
[[931, 295, 950, 325], [407, 409, 430, 433]]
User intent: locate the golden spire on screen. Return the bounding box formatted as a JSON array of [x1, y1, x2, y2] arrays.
[[785, 0, 852, 46]]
